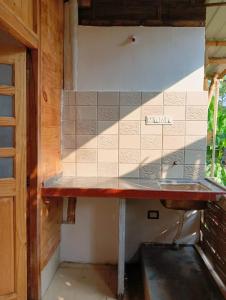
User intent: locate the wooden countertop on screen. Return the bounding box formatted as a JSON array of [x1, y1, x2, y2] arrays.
[[41, 177, 225, 201]]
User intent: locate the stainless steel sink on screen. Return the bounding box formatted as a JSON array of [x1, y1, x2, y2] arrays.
[[158, 180, 210, 210], [159, 180, 210, 192]]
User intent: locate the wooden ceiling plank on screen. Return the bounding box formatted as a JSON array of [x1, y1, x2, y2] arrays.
[[78, 0, 92, 8], [208, 57, 226, 65], [205, 2, 226, 7], [79, 0, 206, 27], [206, 40, 226, 46]]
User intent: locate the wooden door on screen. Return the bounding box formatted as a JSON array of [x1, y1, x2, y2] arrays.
[[0, 43, 27, 300]]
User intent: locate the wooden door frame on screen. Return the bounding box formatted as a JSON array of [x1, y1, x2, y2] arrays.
[[27, 49, 41, 300]]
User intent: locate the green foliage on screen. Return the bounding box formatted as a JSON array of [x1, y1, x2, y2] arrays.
[[206, 78, 226, 186]]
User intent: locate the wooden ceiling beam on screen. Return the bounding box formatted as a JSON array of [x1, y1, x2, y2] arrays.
[[79, 0, 205, 27], [78, 0, 92, 8], [219, 69, 226, 78], [205, 2, 226, 7], [208, 57, 226, 65], [206, 40, 226, 46]]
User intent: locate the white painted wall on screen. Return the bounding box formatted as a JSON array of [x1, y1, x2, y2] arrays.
[[61, 198, 118, 264], [41, 246, 60, 297], [60, 198, 200, 264], [77, 26, 205, 91], [126, 200, 200, 262], [60, 25, 205, 264]]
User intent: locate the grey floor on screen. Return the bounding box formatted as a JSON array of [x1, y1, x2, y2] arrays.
[[43, 263, 117, 300], [43, 246, 224, 300], [142, 244, 225, 300]]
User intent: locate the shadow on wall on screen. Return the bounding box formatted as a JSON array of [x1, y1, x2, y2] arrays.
[[60, 91, 208, 264], [61, 91, 208, 180]]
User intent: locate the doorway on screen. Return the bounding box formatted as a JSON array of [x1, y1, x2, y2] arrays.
[[0, 30, 27, 300]]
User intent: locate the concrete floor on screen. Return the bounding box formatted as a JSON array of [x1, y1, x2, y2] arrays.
[[43, 246, 224, 300], [43, 263, 117, 300], [142, 244, 225, 300]]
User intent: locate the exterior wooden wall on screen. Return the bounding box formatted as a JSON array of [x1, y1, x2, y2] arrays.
[[39, 0, 64, 270], [3, 0, 37, 32], [201, 201, 226, 285], [1, 0, 64, 298]]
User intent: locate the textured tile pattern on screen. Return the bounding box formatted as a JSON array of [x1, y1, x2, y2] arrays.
[[62, 91, 208, 179]]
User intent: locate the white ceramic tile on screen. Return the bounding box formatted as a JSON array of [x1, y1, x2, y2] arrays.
[[98, 92, 119, 106], [98, 149, 118, 162], [62, 120, 76, 135], [141, 106, 163, 120], [140, 164, 161, 179], [62, 135, 76, 149], [142, 92, 163, 106], [185, 150, 206, 165], [76, 92, 97, 105], [141, 121, 162, 135], [62, 90, 69, 106], [185, 136, 207, 150], [162, 149, 184, 165], [186, 121, 207, 136], [119, 135, 140, 149], [141, 135, 162, 149], [98, 135, 118, 149], [62, 105, 76, 120], [77, 106, 97, 120], [163, 136, 185, 150], [98, 162, 119, 177], [164, 92, 186, 106], [164, 106, 185, 121], [62, 149, 76, 163], [184, 165, 206, 179], [77, 149, 97, 163], [119, 121, 140, 135], [98, 121, 119, 135], [98, 106, 119, 121], [120, 92, 141, 106], [119, 164, 139, 178], [140, 150, 162, 164], [77, 163, 97, 177], [119, 149, 140, 163], [120, 106, 141, 121], [68, 91, 76, 105], [77, 120, 97, 135], [186, 91, 208, 106], [77, 135, 97, 149], [62, 162, 76, 177], [163, 121, 185, 136], [186, 106, 207, 121], [162, 165, 184, 179]]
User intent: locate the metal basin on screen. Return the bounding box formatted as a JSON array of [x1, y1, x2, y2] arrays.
[[159, 181, 210, 192], [159, 180, 210, 210], [160, 199, 207, 210]]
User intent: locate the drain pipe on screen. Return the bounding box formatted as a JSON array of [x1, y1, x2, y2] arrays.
[[172, 211, 185, 246]]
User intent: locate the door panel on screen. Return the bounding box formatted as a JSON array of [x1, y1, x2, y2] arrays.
[[0, 198, 14, 295], [0, 43, 27, 300]]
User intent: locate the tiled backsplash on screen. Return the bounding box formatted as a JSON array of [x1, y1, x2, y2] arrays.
[[61, 91, 208, 179]]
